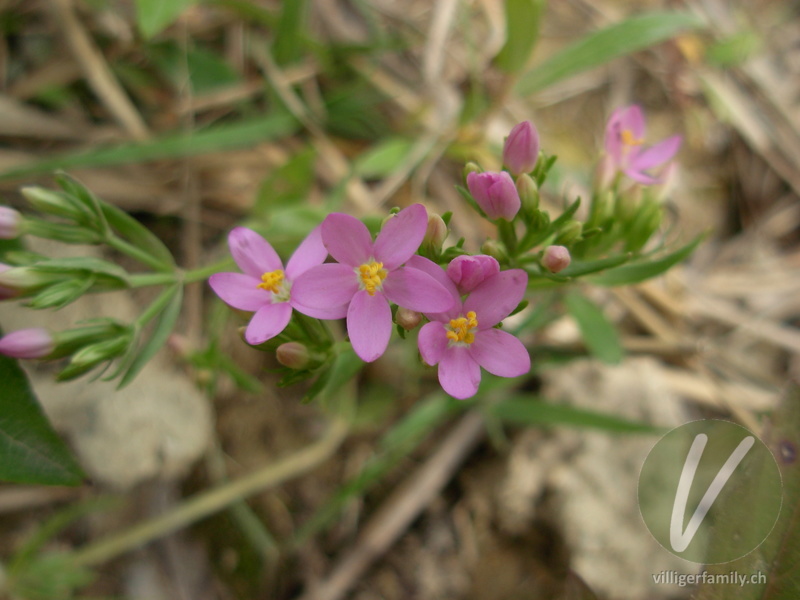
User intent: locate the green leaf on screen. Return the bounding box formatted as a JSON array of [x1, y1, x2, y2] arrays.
[[100, 202, 175, 269], [272, 0, 308, 65], [354, 138, 415, 178], [495, 0, 546, 74], [254, 147, 317, 215], [0, 113, 298, 181], [136, 0, 197, 38], [564, 290, 623, 364], [0, 351, 84, 485], [516, 12, 704, 95], [489, 396, 659, 434], [32, 256, 130, 287], [695, 384, 800, 600], [118, 285, 183, 388], [588, 234, 703, 286]]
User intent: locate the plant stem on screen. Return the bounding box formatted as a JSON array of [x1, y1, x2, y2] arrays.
[[106, 235, 170, 272], [183, 258, 234, 283], [69, 418, 349, 568], [128, 273, 177, 288]]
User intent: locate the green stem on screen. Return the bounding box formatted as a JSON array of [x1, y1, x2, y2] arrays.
[[70, 418, 350, 568], [136, 285, 180, 328], [106, 235, 170, 272], [183, 258, 235, 283], [497, 219, 518, 257], [129, 273, 177, 288]]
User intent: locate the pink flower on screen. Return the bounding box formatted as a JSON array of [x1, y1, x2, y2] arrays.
[[292, 204, 454, 362], [410, 256, 530, 399], [604, 105, 682, 185], [503, 121, 540, 176], [209, 226, 343, 345], [0, 328, 54, 359], [466, 171, 521, 221], [446, 255, 499, 293]]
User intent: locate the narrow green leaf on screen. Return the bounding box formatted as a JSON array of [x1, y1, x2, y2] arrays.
[[136, 0, 197, 38], [588, 235, 703, 286], [272, 0, 308, 65], [32, 257, 130, 286], [118, 285, 183, 388], [495, 0, 546, 74], [556, 253, 632, 278], [695, 384, 800, 600], [354, 138, 415, 178], [100, 202, 175, 269], [564, 290, 623, 364], [0, 113, 299, 182], [0, 351, 84, 485], [516, 12, 704, 95], [489, 396, 659, 434]]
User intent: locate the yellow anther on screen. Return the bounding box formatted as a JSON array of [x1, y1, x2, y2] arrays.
[[358, 261, 388, 296], [257, 269, 285, 293], [621, 129, 644, 148], [446, 311, 478, 344]]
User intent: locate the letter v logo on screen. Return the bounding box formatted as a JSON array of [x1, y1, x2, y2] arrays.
[[669, 433, 754, 552]]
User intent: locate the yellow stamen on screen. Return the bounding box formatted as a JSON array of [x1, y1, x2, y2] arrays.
[[446, 311, 478, 345], [358, 261, 388, 296], [621, 128, 644, 148], [257, 269, 285, 293]]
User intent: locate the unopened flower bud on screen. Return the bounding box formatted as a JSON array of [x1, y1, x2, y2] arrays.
[[0, 328, 54, 359], [446, 255, 500, 293], [396, 307, 422, 331], [422, 213, 448, 257], [463, 161, 482, 180], [70, 336, 130, 369], [276, 342, 311, 369], [0, 207, 22, 239], [516, 174, 539, 223], [503, 121, 540, 176], [466, 171, 521, 221], [542, 245, 571, 273], [480, 239, 508, 262], [555, 220, 583, 245], [21, 187, 86, 221], [0, 265, 60, 293]]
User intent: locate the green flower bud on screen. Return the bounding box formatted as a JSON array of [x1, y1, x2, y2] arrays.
[[21, 187, 87, 221], [555, 220, 583, 246], [516, 174, 540, 224], [276, 342, 312, 369], [421, 213, 448, 258], [396, 307, 422, 331], [463, 161, 482, 181], [480, 239, 508, 262]]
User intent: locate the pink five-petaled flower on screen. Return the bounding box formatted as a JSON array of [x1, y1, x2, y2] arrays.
[[466, 171, 521, 221], [292, 204, 454, 363], [503, 121, 540, 176], [604, 105, 682, 185], [410, 256, 530, 400], [209, 226, 344, 345]]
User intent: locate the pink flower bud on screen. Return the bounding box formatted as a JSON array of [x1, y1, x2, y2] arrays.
[[542, 245, 571, 273], [446, 255, 500, 293], [0, 328, 54, 359], [276, 342, 311, 369], [503, 121, 540, 176], [0, 207, 22, 239], [466, 171, 521, 221], [396, 307, 422, 331]]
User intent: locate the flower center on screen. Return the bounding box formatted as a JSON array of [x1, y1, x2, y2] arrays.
[[446, 311, 478, 345], [621, 128, 644, 149], [257, 269, 285, 293], [358, 261, 388, 296]]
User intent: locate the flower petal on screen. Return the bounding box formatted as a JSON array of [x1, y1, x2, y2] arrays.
[[347, 290, 392, 362], [209, 272, 269, 311], [629, 135, 682, 173], [469, 328, 530, 377], [418, 321, 447, 366], [372, 204, 428, 270], [438, 347, 481, 399], [228, 227, 282, 278], [464, 269, 527, 327], [291, 264, 359, 310], [245, 302, 292, 345], [292, 300, 348, 320], [406, 255, 461, 320], [285, 225, 328, 279], [382, 267, 455, 313], [321, 213, 373, 267]]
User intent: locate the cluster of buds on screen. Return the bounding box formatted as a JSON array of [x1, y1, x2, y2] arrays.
[[0, 174, 183, 385]]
